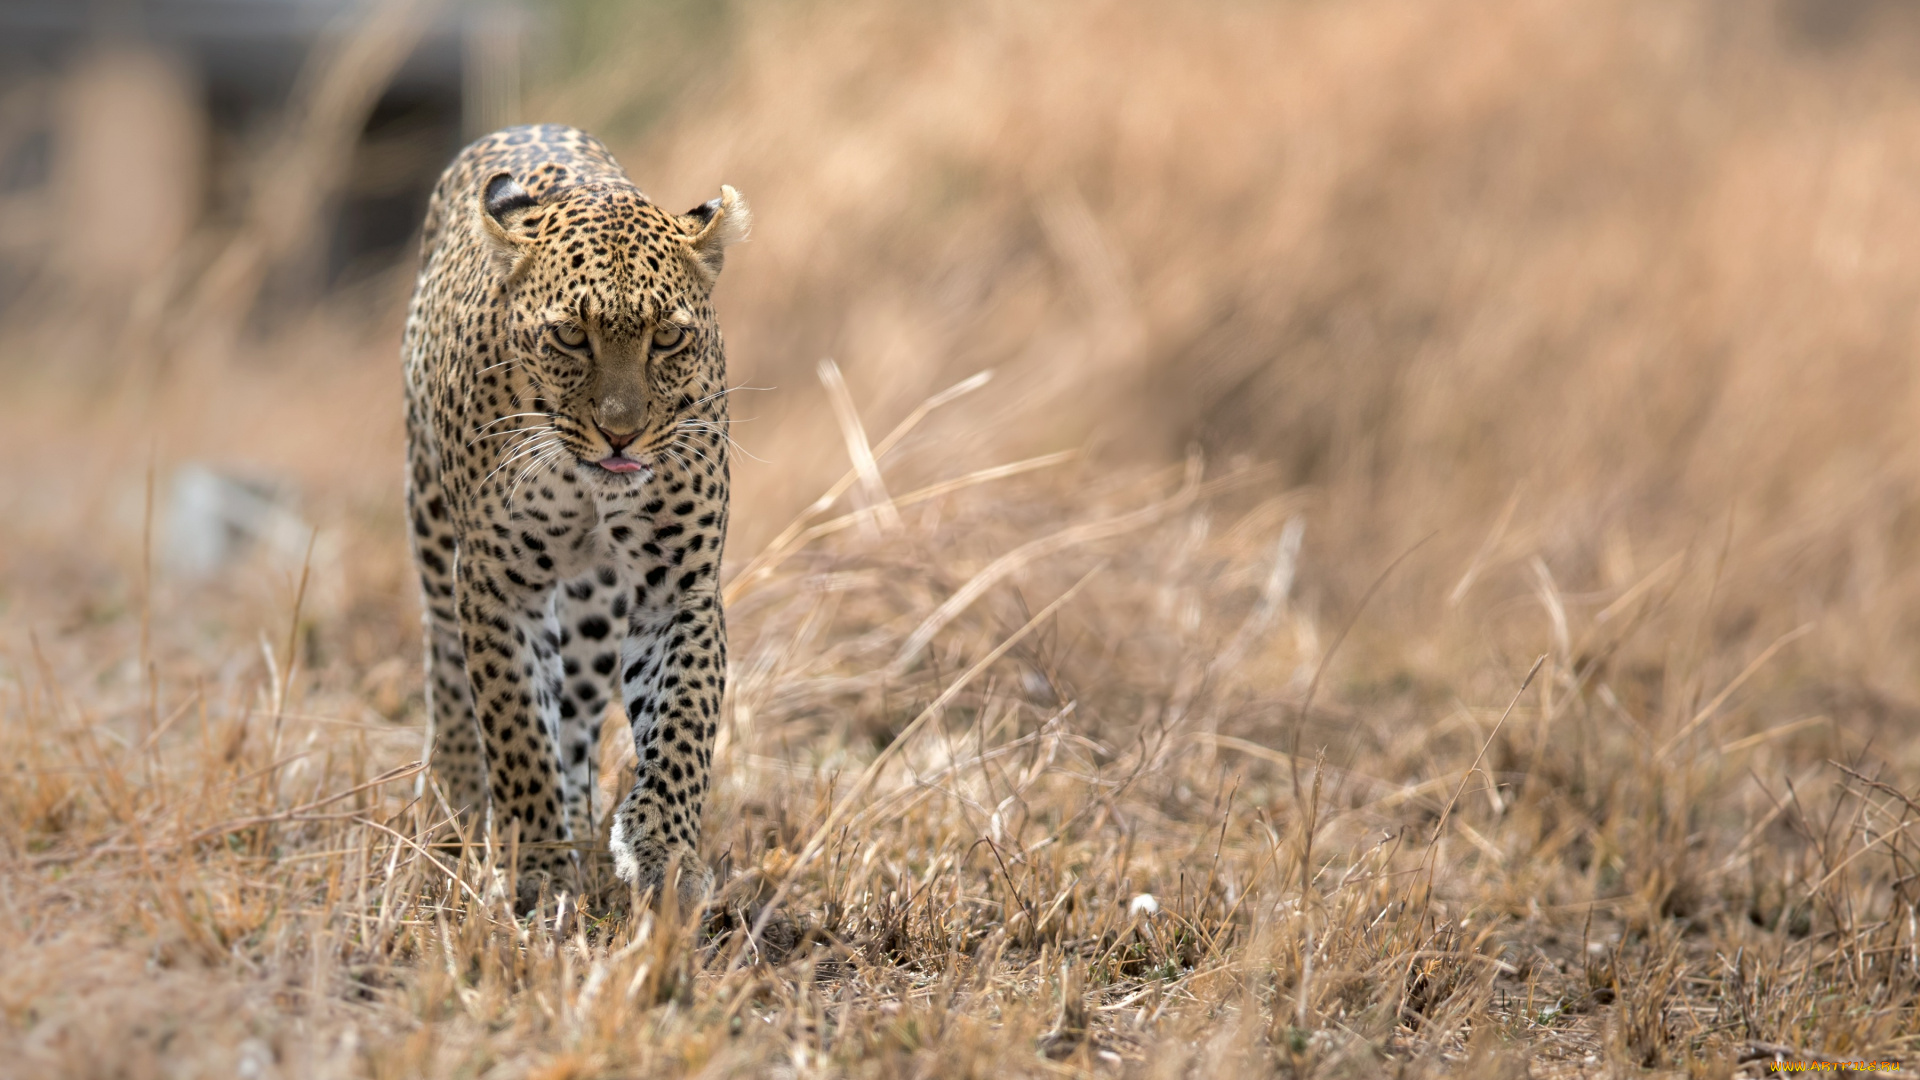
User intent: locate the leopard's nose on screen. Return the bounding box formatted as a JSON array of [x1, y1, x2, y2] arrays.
[[597, 424, 639, 452]]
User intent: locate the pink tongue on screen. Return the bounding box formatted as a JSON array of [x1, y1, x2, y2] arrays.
[[597, 456, 646, 474]]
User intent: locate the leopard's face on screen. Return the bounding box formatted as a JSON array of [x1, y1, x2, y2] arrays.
[[478, 175, 748, 485]]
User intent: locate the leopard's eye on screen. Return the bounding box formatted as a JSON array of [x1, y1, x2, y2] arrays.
[[651, 325, 688, 354], [554, 324, 588, 349]]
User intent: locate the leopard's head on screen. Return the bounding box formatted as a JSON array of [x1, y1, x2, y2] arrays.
[[477, 171, 748, 482]]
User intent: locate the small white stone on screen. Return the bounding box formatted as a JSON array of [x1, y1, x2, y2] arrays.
[[1129, 893, 1159, 916], [234, 1038, 276, 1080]]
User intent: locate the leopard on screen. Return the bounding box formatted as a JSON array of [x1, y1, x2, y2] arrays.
[[401, 123, 748, 910]]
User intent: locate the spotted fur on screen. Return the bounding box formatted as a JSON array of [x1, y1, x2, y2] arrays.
[[403, 124, 747, 908]]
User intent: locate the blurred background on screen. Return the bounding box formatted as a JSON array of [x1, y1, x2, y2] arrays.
[[2, 0, 1919, 717]]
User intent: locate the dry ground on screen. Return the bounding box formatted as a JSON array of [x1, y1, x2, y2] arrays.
[[7, 0, 1920, 1076]]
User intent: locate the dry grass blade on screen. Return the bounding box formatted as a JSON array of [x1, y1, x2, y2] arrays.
[[724, 368, 994, 603], [816, 357, 902, 535], [1427, 656, 1545, 853], [1656, 622, 1814, 759], [890, 470, 1200, 672], [731, 449, 1077, 604], [735, 564, 1104, 961]]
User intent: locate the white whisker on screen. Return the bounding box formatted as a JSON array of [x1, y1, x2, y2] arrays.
[[677, 421, 766, 463], [486, 426, 553, 462], [679, 418, 747, 434], [468, 424, 545, 448], [481, 434, 560, 490], [672, 433, 718, 462], [506, 445, 568, 511], [475, 411, 552, 434], [688, 383, 772, 411]]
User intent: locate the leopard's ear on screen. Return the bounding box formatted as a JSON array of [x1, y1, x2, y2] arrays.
[[478, 171, 540, 278], [681, 185, 750, 283]]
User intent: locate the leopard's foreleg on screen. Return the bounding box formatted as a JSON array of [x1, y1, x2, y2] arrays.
[[551, 568, 629, 852], [407, 431, 488, 827], [609, 564, 724, 907], [454, 555, 579, 906]]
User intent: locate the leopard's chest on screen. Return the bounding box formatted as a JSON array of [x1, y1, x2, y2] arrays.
[[476, 479, 704, 589]]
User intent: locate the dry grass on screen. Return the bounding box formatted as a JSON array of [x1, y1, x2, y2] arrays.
[[7, 0, 1920, 1076]]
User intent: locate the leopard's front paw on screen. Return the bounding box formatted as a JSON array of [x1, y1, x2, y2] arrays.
[[484, 863, 568, 916], [503, 845, 584, 914], [611, 802, 710, 910]]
